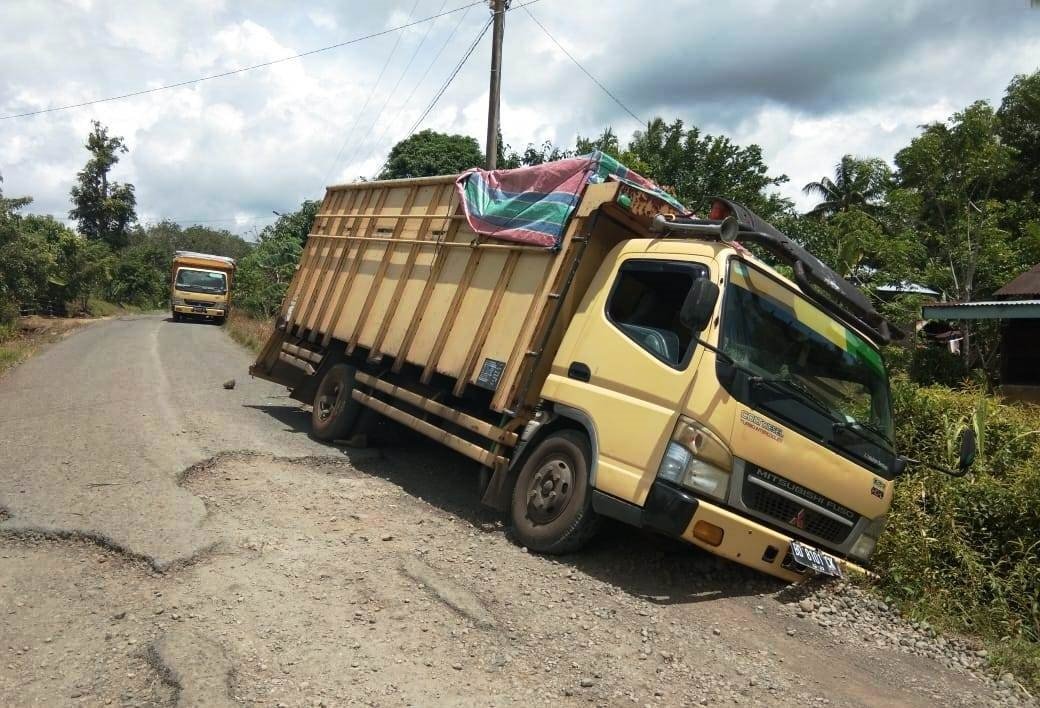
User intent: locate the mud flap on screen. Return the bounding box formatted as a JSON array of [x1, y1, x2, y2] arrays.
[[479, 459, 514, 512]]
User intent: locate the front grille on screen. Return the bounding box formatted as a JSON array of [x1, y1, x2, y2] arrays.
[[186, 300, 216, 307], [742, 467, 856, 545]]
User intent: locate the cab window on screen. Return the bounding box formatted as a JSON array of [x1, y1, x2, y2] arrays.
[[606, 259, 709, 368]]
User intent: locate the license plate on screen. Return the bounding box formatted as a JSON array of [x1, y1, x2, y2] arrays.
[[789, 540, 843, 577], [192, 306, 206, 313]]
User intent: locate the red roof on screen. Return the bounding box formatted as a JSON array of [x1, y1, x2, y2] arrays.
[[995, 264, 1040, 299]]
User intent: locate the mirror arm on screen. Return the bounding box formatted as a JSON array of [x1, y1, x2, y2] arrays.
[[898, 455, 968, 478], [695, 338, 732, 364]]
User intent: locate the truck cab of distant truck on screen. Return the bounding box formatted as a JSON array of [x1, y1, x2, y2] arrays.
[[170, 251, 235, 323]]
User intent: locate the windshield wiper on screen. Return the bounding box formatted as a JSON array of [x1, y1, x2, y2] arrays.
[[750, 374, 837, 420], [833, 420, 892, 449]]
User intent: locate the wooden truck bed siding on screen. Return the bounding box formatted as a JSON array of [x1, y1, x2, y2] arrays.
[[274, 176, 576, 414]]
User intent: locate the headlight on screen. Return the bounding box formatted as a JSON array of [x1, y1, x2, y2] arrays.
[[655, 417, 733, 501], [171, 297, 185, 306], [849, 515, 887, 563]]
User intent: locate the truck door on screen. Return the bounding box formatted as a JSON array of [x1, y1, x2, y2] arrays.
[[545, 255, 713, 506]]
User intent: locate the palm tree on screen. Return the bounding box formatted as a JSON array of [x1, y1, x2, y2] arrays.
[[803, 155, 891, 218]]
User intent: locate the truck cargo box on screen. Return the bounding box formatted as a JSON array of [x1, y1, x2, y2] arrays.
[[252, 173, 682, 418]]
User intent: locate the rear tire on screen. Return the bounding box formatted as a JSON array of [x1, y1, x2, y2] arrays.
[[310, 363, 362, 441], [510, 429, 599, 554]]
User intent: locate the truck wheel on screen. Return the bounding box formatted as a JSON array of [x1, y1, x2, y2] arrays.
[[510, 429, 599, 554], [172, 312, 182, 322], [310, 363, 362, 441]]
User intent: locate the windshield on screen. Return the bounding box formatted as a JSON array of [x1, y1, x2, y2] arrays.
[[720, 260, 894, 447], [175, 268, 227, 295]]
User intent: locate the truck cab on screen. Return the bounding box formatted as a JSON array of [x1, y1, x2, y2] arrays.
[[170, 251, 235, 323], [539, 236, 895, 581]]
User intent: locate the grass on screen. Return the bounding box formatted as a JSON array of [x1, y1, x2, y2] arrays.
[[0, 316, 89, 378], [0, 300, 149, 378], [873, 380, 1040, 694], [225, 310, 273, 354], [84, 297, 148, 317]]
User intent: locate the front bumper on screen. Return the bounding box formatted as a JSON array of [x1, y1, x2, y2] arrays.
[[173, 305, 226, 318], [642, 480, 869, 583]]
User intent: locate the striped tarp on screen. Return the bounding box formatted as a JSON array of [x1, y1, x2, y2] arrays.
[[454, 151, 686, 247]]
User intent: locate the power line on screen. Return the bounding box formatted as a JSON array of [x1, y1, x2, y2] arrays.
[[366, 1, 475, 158], [371, 17, 492, 180], [148, 215, 279, 224], [0, 0, 487, 121], [522, 6, 645, 125], [322, 0, 422, 184], [335, 0, 443, 180], [404, 18, 492, 139]]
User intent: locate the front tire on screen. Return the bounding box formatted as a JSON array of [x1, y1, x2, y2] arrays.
[[310, 363, 362, 441], [510, 430, 599, 554]]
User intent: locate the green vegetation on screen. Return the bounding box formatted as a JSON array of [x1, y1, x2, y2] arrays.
[[0, 122, 253, 326], [379, 129, 484, 179], [225, 309, 272, 354], [883, 380, 1040, 690]]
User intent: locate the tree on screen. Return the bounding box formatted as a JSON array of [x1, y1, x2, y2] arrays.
[[895, 100, 1018, 372], [997, 70, 1040, 201], [500, 140, 573, 168], [0, 173, 53, 317], [802, 155, 891, 218], [133, 220, 254, 261], [379, 130, 484, 179], [575, 127, 620, 157], [267, 201, 320, 246], [103, 234, 170, 307], [69, 121, 137, 249], [625, 118, 792, 219], [235, 200, 318, 317]]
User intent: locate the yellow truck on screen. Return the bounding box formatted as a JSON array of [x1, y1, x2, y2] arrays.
[[250, 155, 974, 582], [170, 251, 236, 323]]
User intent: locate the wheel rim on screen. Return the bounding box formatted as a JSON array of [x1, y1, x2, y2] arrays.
[[317, 382, 341, 421], [525, 455, 575, 524]]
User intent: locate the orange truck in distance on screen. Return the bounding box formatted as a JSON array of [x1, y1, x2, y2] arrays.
[[170, 251, 236, 323]]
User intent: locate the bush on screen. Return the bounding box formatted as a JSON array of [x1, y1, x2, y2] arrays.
[[877, 379, 1040, 685], [0, 297, 18, 327]]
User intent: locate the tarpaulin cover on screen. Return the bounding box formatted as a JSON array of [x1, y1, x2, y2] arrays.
[[454, 151, 686, 247]]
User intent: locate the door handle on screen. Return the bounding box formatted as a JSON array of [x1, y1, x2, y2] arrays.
[[568, 361, 591, 382]]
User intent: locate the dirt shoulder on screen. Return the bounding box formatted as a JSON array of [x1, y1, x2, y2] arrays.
[[0, 314, 1033, 706], [0, 316, 94, 378], [1, 449, 1028, 707]]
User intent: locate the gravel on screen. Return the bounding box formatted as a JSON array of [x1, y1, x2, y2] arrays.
[[777, 579, 1035, 706]]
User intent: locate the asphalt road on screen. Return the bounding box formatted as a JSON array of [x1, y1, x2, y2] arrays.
[[0, 314, 330, 568], [0, 315, 1028, 706]]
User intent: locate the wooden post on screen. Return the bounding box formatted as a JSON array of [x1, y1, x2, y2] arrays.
[[485, 0, 507, 169]]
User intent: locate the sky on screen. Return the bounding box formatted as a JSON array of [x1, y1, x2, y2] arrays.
[[1, 0, 1039, 238]]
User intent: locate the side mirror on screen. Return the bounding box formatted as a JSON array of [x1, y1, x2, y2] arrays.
[[897, 428, 978, 479], [891, 456, 908, 477], [680, 279, 720, 332], [958, 428, 977, 474]]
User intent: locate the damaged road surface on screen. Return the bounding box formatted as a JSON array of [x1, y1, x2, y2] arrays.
[[0, 315, 1030, 706]]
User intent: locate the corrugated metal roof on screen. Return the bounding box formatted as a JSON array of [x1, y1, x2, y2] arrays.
[[926, 299, 1040, 307], [877, 282, 940, 296], [994, 264, 1040, 298], [922, 299, 1040, 320]]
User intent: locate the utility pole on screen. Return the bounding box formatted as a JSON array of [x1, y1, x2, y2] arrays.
[[485, 0, 508, 169]]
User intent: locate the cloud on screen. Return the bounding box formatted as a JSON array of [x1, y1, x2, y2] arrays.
[[1, 0, 1038, 233]]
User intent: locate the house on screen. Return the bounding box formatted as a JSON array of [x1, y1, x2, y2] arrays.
[[921, 264, 1040, 395]]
